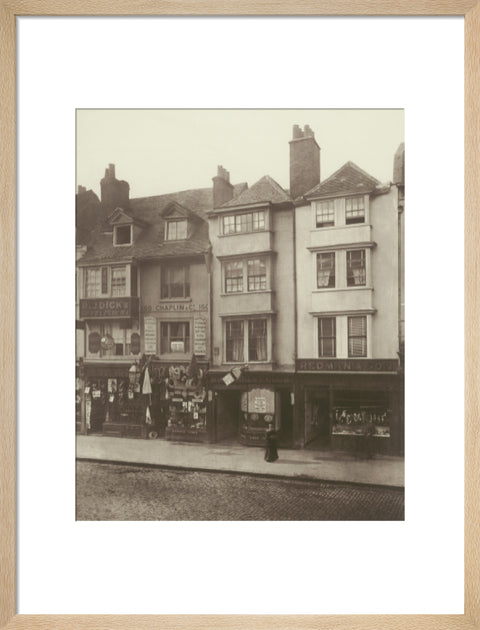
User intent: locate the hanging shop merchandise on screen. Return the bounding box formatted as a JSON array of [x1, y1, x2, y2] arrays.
[[164, 358, 208, 443]]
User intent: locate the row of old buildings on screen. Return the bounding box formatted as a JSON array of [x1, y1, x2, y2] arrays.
[[76, 124, 405, 455]]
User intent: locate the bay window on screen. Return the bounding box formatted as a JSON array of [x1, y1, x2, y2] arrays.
[[84, 265, 130, 298], [225, 318, 268, 363], [222, 210, 266, 235], [223, 257, 268, 293]]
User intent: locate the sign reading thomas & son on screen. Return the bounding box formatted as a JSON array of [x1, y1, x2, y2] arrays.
[[80, 297, 139, 319], [296, 358, 399, 372]]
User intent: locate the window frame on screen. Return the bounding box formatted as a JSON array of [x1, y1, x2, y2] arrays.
[[165, 219, 188, 241], [114, 224, 132, 246], [222, 210, 266, 235], [348, 315, 367, 357], [315, 200, 335, 228], [346, 249, 367, 287], [224, 261, 244, 294], [318, 317, 336, 357], [316, 252, 336, 289], [345, 196, 366, 225], [222, 257, 269, 294], [111, 265, 127, 297], [86, 320, 139, 358], [225, 317, 269, 363], [160, 321, 191, 355], [161, 264, 190, 299]]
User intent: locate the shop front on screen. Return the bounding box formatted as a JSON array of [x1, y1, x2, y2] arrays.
[[206, 370, 295, 447], [80, 362, 147, 437], [295, 359, 404, 455], [148, 359, 210, 443]]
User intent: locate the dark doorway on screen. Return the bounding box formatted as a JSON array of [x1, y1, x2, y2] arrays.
[[215, 390, 242, 442], [278, 390, 294, 447]]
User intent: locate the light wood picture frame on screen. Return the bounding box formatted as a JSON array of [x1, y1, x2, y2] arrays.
[[0, 1, 477, 628]]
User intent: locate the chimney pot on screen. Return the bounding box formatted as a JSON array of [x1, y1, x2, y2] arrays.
[[213, 165, 234, 207], [292, 124, 303, 139], [289, 123, 320, 199]]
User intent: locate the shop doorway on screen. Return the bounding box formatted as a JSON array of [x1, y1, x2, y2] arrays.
[[305, 389, 330, 447], [215, 390, 242, 442], [278, 390, 294, 447]]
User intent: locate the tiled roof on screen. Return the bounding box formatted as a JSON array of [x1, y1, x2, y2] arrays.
[[76, 189, 102, 246], [221, 175, 291, 208], [77, 183, 247, 265], [305, 161, 380, 199]]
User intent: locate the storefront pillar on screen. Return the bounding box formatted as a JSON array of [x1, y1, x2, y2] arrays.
[[292, 380, 305, 448]]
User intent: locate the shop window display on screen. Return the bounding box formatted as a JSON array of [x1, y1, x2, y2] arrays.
[[331, 407, 390, 437], [164, 359, 208, 441]]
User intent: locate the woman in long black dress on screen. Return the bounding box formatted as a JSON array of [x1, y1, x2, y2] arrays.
[[264, 424, 279, 462]]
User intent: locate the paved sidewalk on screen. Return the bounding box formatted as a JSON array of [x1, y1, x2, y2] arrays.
[[76, 435, 404, 488]]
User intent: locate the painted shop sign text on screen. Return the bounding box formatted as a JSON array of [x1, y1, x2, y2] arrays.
[[296, 358, 399, 372], [80, 297, 139, 319], [142, 303, 208, 314]]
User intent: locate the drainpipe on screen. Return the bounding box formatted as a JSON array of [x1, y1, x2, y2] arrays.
[[292, 201, 300, 447], [207, 246, 216, 442]]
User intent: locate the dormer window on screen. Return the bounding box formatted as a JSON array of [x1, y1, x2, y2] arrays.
[[166, 219, 187, 241], [114, 224, 132, 246]]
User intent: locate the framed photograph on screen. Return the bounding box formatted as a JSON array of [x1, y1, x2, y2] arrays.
[[1, 2, 477, 629]]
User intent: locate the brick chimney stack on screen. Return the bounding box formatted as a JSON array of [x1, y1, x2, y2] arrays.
[[100, 163, 130, 214], [212, 165, 234, 208], [289, 124, 320, 199]]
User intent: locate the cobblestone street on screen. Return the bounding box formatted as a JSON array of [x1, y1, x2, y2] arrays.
[[76, 460, 404, 521]]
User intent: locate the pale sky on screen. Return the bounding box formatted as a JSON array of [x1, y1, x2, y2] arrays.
[[76, 109, 404, 199]]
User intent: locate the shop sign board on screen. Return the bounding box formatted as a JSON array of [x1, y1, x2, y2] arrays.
[[80, 297, 139, 319], [142, 303, 208, 314], [193, 317, 207, 355], [241, 388, 275, 413], [144, 317, 157, 354], [222, 372, 235, 386], [296, 358, 399, 372]]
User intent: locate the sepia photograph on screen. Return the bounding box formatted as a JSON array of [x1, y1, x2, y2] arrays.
[[75, 109, 405, 521]]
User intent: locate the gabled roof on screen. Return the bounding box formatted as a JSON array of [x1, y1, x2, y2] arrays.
[[108, 207, 150, 228], [78, 183, 245, 265], [220, 175, 291, 208], [304, 161, 380, 199]]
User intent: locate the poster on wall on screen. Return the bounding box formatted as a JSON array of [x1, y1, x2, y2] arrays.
[[193, 317, 207, 355], [144, 317, 157, 354]]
